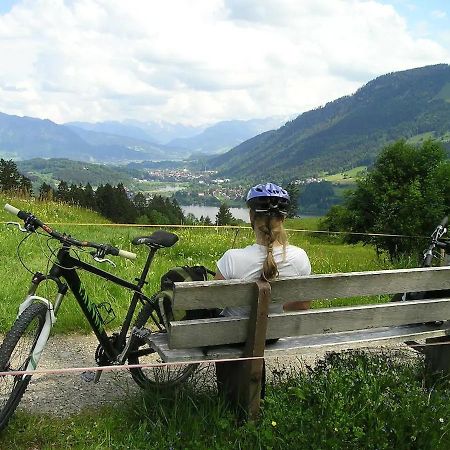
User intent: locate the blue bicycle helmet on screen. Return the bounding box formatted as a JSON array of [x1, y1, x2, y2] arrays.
[[246, 182, 290, 216]]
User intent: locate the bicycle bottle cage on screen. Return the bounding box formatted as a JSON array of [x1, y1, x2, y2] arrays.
[[94, 302, 116, 325]]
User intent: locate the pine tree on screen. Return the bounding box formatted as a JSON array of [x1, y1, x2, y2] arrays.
[[216, 203, 234, 225]]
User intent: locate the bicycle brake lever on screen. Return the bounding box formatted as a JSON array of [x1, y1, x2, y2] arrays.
[[6, 221, 28, 232], [93, 256, 116, 267]]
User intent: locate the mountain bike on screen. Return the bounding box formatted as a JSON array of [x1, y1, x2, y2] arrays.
[[392, 216, 450, 303], [0, 203, 198, 431]]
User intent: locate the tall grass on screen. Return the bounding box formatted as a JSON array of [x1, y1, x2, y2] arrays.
[[1, 196, 402, 333], [1, 350, 448, 449]]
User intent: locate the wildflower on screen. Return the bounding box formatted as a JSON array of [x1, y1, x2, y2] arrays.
[[439, 418, 444, 423], [271, 421, 277, 427]]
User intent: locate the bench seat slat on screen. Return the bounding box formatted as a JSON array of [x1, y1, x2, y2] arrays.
[[151, 322, 450, 362], [169, 299, 450, 348], [173, 267, 450, 310]]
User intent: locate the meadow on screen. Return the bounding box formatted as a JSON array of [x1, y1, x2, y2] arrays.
[[0, 195, 401, 334], [2, 195, 448, 449]]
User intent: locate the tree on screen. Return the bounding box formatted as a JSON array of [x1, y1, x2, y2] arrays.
[[299, 181, 339, 215], [0, 159, 32, 195], [38, 182, 54, 201], [322, 140, 450, 260], [55, 180, 70, 202], [216, 203, 234, 225], [285, 181, 300, 218]]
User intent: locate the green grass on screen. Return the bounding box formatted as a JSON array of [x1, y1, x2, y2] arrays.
[[407, 132, 436, 144], [1, 197, 447, 449], [1, 350, 448, 449], [0, 196, 399, 333], [322, 166, 367, 184]]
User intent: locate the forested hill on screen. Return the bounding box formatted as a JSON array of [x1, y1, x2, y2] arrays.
[[211, 64, 450, 179]]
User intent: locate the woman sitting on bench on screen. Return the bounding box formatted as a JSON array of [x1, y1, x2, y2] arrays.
[[215, 182, 312, 315]]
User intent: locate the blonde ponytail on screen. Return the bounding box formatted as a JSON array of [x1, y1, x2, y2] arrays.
[[254, 214, 288, 280]]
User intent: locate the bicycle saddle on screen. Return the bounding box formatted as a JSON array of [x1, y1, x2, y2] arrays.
[[132, 230, 179, 248]]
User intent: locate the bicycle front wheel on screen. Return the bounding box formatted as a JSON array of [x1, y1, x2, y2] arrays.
[[128, 303, 198, 389], [0, 302, 47, 431]]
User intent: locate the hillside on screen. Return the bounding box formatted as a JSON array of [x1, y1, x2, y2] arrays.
[[16, 158, 138, 188], [211, 64, 450, 179], [0, 113, 181, 163]]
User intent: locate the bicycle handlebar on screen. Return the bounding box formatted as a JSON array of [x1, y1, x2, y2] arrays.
[[4, 203, 137, 261]]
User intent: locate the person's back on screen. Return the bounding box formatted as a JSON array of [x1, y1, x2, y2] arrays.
[[215, 182, 311, 315]]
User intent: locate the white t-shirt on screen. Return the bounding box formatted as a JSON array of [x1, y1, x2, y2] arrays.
[[216, 243, 311, 316]]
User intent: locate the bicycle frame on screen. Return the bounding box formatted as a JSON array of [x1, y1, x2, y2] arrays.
[[25, 243, 159, 366]]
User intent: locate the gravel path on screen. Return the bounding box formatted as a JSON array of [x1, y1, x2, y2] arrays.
[[15, 334, 415, 417], [18, 334, 141, 417]]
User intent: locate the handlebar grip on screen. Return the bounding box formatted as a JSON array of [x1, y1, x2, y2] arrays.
[[4, 203, 20, 216], [441, 216, 448, 228], [117, 249, 137, 260], [4, 203, 29, 220]]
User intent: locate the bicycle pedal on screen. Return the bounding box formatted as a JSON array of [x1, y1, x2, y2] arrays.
[[80, 371, 96, 382], [80, 370, 102, 383], [133, 327, 152, 343]]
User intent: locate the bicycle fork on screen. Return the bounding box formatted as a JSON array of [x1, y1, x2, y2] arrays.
[[18, 273, 67, 378]]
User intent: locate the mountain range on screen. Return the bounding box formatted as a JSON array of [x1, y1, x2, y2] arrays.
[[1, 64, 450, 178], [211, 64, 450, 179], [0, 113, 284, 163]]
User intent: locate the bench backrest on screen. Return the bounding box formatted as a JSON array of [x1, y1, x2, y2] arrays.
[[169, 267, 450, 349]]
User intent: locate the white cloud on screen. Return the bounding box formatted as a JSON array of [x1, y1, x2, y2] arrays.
[[0, 0, 448, 124], [431, 9, 447, 19]]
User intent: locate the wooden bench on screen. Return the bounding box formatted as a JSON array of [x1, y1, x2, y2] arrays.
[[147, 266, 450, 419]]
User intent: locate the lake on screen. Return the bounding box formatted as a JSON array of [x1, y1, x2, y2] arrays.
[[181, 205, 249, 222]]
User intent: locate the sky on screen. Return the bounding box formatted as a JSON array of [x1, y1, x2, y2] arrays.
[[0, 0, 449, 126]]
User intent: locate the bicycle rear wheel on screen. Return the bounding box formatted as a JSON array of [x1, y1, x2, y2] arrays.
[[0, 302, 47, 431], [128, 303, 198, 389]]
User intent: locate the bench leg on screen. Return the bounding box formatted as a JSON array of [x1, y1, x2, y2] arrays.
[[215, 358, 265, 421], [215, 279, 271, 421], [424, 336, 450, 385]]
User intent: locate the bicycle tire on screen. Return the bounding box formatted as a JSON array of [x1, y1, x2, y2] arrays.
[[0, 302, 47, 431], [128, 303, 198, 389]]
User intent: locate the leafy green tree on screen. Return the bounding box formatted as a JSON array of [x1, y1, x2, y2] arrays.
[[322, 140, 450, 260], [184, 213, 198, 225], [216, 203, 234, 225]]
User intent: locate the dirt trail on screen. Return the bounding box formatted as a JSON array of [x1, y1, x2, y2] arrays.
[[14, 333, 416, 417]]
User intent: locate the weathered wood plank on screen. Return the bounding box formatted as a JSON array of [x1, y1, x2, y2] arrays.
[[173, 267, 450, 309], [169, 299, 450, 348], [150, 323, 450, 362]]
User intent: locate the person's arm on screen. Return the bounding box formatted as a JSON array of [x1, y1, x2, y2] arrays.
[[283, 300, 311, 311], [214, 270, 225, 280], [283, 248, 312, 311]]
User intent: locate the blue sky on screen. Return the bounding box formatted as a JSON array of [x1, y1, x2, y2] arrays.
[[0, 0, 449, 124], [381, 0, 449, 44], [0, 0, 17, 14]]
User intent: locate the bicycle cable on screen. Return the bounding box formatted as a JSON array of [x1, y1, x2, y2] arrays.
[[16, 232, 35, 275]]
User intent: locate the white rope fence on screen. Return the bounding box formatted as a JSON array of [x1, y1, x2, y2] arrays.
[[1, 221, 432, 240], [1, 339, 449, 378]]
